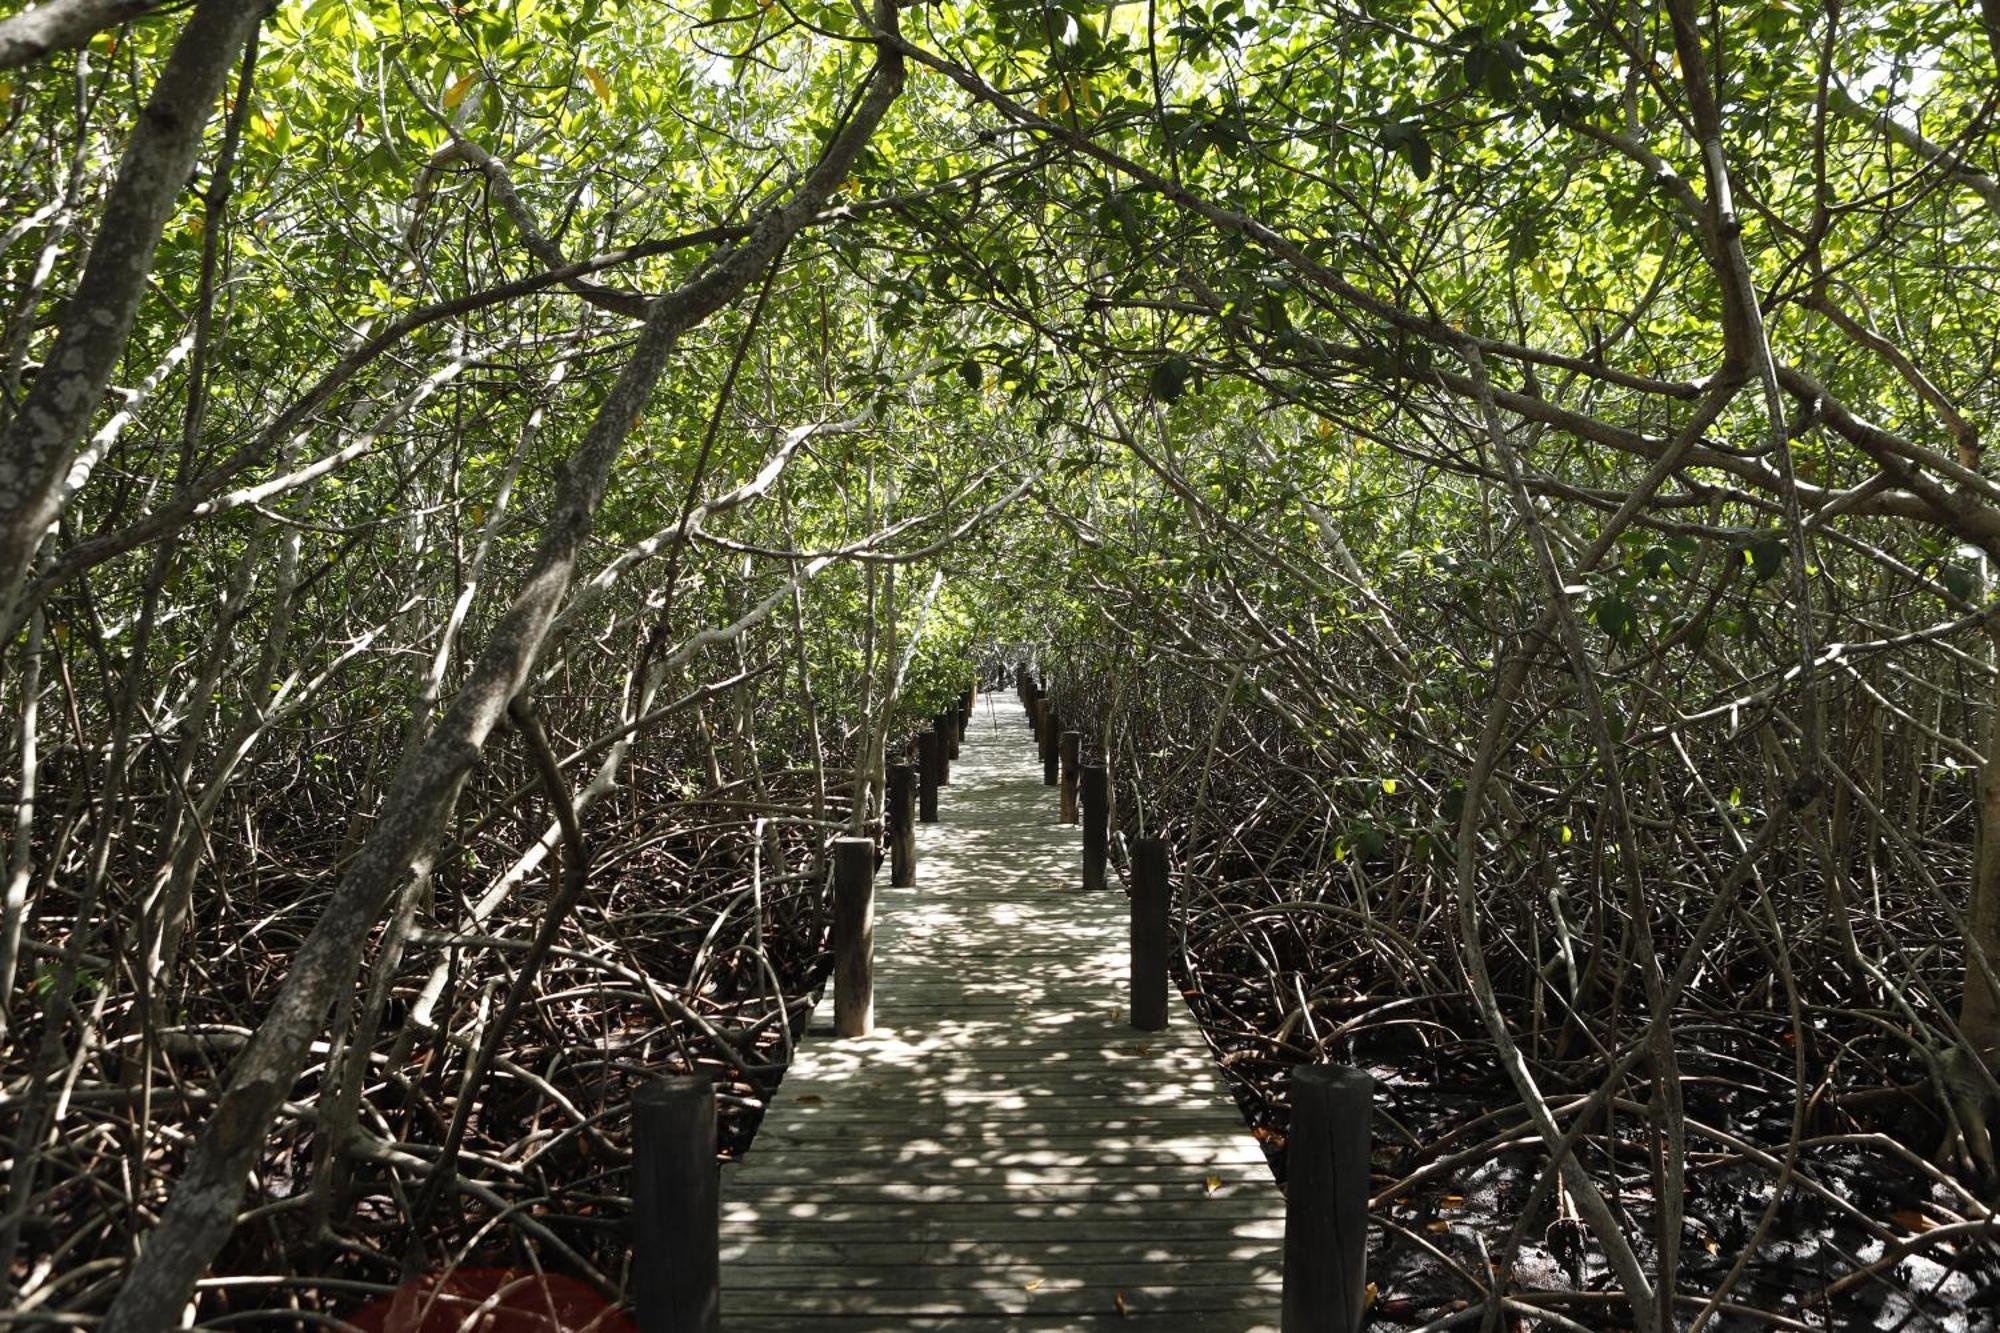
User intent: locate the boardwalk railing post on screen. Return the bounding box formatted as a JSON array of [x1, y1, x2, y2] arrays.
[[832, 836, 876, 1037], [632, 1075, 719, 1333], [1032, 695, 1048, 742], [1130, 837, 1169, 1031], [1283, 1066, 1374, 1333], [1081, 762, 1108, 891], [1059, 731, 1081, 824], [918, 731, 940, 823], [888, 762, 916, 887], [1041, 710, 1060, 788], [942, 709, 961, 763], [937, 711, 956, 782]]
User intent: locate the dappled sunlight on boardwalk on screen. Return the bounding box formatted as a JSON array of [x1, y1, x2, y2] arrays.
[[718, 697, 1282, 1330]]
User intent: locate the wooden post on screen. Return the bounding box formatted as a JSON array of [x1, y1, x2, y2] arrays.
[[1283, 1066, 1374, 1333], [631, 1075, 719, 1333], [918, 731, 940, 823], [888, 762, 916, 887], [1081, 763, 1108, 891], [1059, 731, 1081, 824], [1130, 837, 1169, 1031], [935, 710, 952, 767], [1041, 710, 1060, 787], [1032, 695, 1048, 740], [832, 837, 875, 1037]]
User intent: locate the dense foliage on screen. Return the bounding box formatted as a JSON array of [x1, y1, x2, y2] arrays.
[[2, 0, 1999, 1326]]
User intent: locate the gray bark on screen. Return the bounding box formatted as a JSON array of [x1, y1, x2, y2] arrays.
[[0, 0, 268, 629], [0, 0, 172, 70]]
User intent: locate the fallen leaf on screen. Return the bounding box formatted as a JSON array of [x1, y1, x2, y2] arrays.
[[1425, 1220, 1451, 1233], [1024, 1278, 1043, 1291], [1439, 1193, 1466, 1210], [1204, 1174, 1223, 1196], [1891, 1208, 1938, 1233], [1365, 1281, 1378, 1306], [796, 1093, 821, 1104], [1113, 1291, 1130, 1317]]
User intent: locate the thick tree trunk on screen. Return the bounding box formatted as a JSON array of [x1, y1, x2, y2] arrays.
[[96, 15, 904, 1326], [0, 0, 267, 634]]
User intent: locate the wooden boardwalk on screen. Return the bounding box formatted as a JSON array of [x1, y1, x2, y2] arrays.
[[719, 696, 1283, 1330]]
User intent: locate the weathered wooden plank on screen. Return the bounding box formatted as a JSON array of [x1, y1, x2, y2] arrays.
[[719, 1213, 1284, 1242], [736, 1110, 1266, 1132], [724, 1262, 1283, 1286], [719, 1283, 1280, 1316], [718, 1237, 1282, 1265], [728, 1304, 1272, 1328]]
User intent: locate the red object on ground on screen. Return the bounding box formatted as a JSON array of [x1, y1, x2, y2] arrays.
[[346, 1268, 636, 1333]]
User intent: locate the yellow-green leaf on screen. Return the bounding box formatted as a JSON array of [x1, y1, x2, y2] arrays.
[[444, 74, 477, 110], [583, 66, 612, 104]]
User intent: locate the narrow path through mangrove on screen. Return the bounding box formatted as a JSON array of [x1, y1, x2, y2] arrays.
[[717, 694, 1283, 1329]]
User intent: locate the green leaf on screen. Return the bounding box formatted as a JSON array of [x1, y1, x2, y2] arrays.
[[1148, 353, 1193, 402], [1379, 120, 1433, 181], [1592, 594, 1639, 643], [1743, 535, 1788, 581]]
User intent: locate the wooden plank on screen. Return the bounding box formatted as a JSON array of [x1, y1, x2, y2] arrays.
[[719, 1284, 1279, 1316], [720, 1215, 1284, 1243], [720, 696, 1283, 1325], [719, 1238, 1282, 1265], [728, 1304, 1272, 1328]]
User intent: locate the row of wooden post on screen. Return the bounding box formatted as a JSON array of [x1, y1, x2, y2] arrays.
[[1018, 666, 1374, 1332], [629, 672, 1369, 1333], [859, 683, 976, 1038]]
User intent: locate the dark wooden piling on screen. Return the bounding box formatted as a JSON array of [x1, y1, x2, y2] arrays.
[[1282, 1065, 1374, 1333], [918, 731, 940, 822], [1081, 762, 1108, 891], [1041, 711, 1060, 787], [832, 836, 875, 1037], [888, 762, 916, 887], [1130, 837, 1169, 1031], [942, 709, 960, 763], [632, 1075, 720, 1333], [1059, 731, 1081, 824]]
